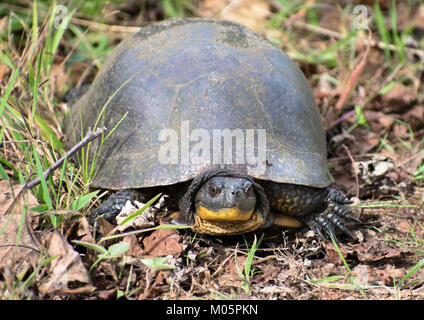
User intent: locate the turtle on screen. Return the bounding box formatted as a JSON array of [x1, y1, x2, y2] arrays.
[[63, 18, 360, 241]]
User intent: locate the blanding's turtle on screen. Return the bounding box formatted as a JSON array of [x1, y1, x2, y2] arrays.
[[64, 18, 360, 241]]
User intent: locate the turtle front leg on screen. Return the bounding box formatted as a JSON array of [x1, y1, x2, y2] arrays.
[[94, 189, 140, 223], [306, 188, 360, 242]]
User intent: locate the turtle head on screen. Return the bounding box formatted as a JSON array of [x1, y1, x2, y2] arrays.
[[194, 176, 256, 221], [175, 169, 269, 235]]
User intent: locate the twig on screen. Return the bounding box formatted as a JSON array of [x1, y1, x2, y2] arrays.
[[395, 149, 424, 168], [25, 127, 105, 189], [342, 144, 359, 198], [70, 17, 142, 33], [329, 109, 356, 129], [290, 20, 424, 59]]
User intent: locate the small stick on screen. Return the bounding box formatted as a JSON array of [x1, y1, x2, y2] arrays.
[[329, 109, 356, 129], [25, 127, 105, 189], [342, 144, 359, 198], [290, 20, 424, 59]]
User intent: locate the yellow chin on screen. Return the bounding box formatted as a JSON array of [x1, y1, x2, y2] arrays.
[[193, 211, 264, 235], [195, 205, 254, 221]]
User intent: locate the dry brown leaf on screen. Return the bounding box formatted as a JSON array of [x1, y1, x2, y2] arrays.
[[142, 224, 183, 257], [353, 128, 380, 154], [97, 216, 115, 236], [0, 180, 40, 277], [403, 105, 424, 130], [0, 180, 38, 216], [97, 288, 116, 299], [73, 216, 95, 243], [353, 238, 411, 264], [122, 235, 144, 257], [381, 83, 416, 111], [412, 4, 424, 29], [378, 114, 395, 130], [38, 231, 91, 294], [393, 123, 411, 140], [322, 242, 349, 265], [319, 5, 342, 32], [0, 214, 40, 277], [256, 261, 280, 282], [217, 254, 247, 287], [203, 0, 271, 34], [376, 265, 407, 286], [153, 270, 170, 286]]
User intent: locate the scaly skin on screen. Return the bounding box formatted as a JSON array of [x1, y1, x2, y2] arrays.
[[260, 181, 359, 241], [94, 190, 140, 222]]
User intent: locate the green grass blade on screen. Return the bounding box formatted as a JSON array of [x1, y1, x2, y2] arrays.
[[0, 68, 20, 126], [390, 0, 405, 61], [0, 50, 15, 70], [32, 144, 55, 226], [31, 0, 38, 52], [140, 257, 175, 271], [354, 201, 417, 209], [374, 1, 392, 65], [70, 190, 99, 211], [379, 80, 396, 95], [72, 240, 107, 254], [309, 275, 345, 284], [51, 7, 75, 57], [55, 155, 68, 208], [34, 113, 64, 150], [107, 242, 130, 258], [244, 233, 264, 282], [0, 157, 24, 183], [119, 193, 162, 227], [329, 234, 367, 298], [0, 163, 8, 179], [16, 195, 29, 248], [396, 258, 424, 288]]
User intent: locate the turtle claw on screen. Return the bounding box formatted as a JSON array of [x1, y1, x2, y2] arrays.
[[327, 188, 354, 204], [318, 215, 339, 242], [328, 201, 361, 223], [310, 219, 327, 240], [326, 211, 357, 240], [309, 215, 339, 243], [306, 189, 359, 242]]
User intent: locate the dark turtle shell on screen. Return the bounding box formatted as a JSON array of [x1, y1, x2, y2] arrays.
[[63, 18, 333, 190]]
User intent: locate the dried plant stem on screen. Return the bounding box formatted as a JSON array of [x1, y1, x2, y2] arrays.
[[26, 127, 105, 189], [291, 20, 424, 58], [342, 144, 359, 198]]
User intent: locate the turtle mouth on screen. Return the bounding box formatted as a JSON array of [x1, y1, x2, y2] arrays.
[[192, 210, 265, 235], [195, 204, 254, 221]]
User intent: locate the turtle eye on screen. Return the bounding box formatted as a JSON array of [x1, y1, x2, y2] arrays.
[[208, 183, 221, 197]]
